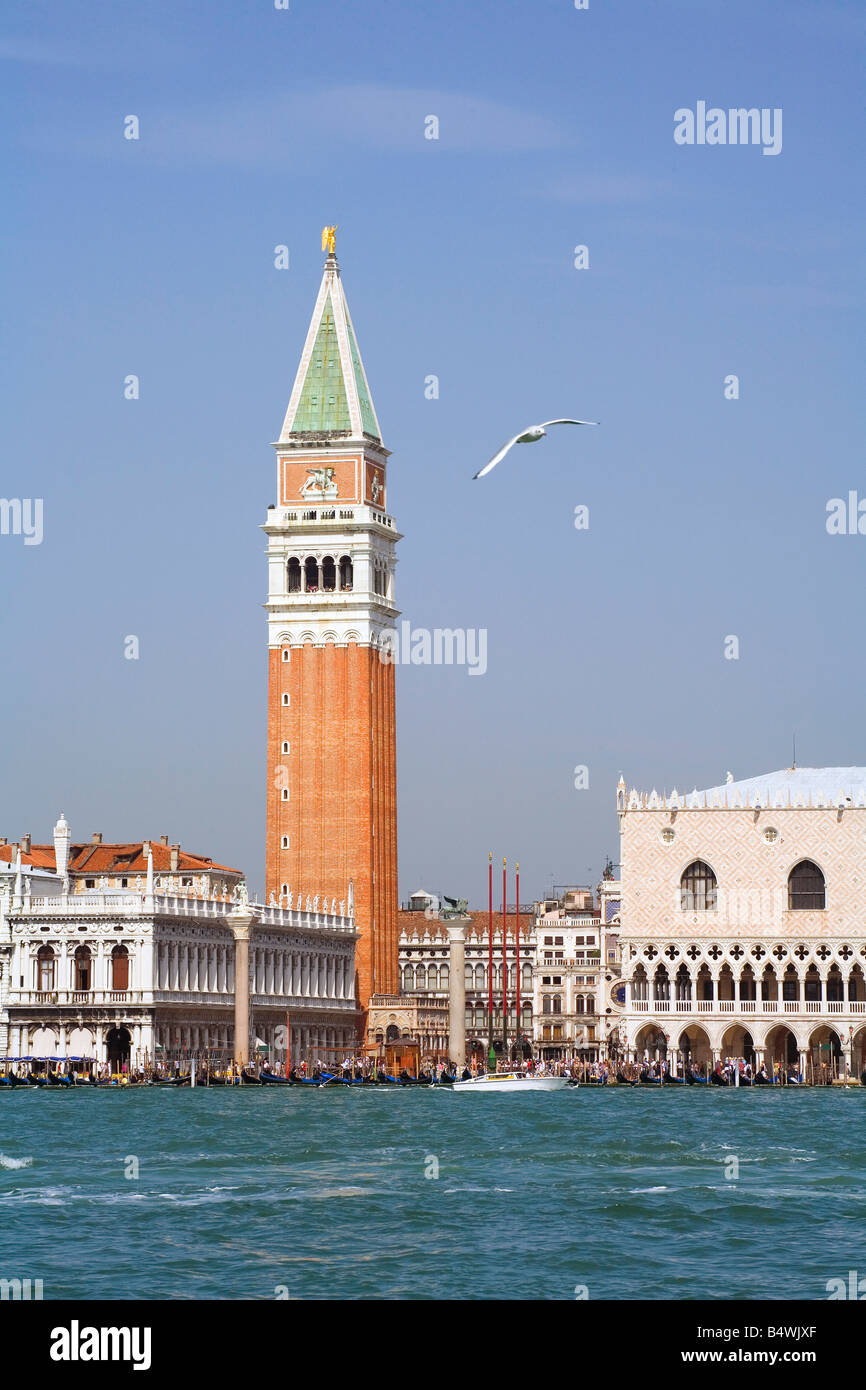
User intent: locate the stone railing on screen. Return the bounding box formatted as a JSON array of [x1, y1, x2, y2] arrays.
[[13, 893, 355, 936], [630, 999, 866, 1016]]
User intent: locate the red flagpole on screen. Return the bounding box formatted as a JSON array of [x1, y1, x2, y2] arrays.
[[487, 852, 494, 1066], [515, 863, 520, 1061], [502, 857, 508, 1058]]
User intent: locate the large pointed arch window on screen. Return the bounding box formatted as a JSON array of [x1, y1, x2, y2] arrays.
[[680, 860, 717, 911], [788, 860, 825, 910]]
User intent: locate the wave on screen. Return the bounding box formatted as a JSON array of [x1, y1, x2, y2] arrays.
[[0, 1154, 33, 1170]]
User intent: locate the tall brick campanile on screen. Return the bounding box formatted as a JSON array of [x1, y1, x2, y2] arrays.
[[264, 236, 400, 1009]]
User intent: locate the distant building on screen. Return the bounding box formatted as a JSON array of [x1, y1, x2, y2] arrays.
[[0, 822, 242, 899]]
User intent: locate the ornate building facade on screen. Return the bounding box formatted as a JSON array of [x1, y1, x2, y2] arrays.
[[618, 767, 866, 1077], [264, 238, 400, 1008], [0, 817, 360, 1069]]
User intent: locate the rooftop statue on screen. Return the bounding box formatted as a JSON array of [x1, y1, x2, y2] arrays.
[[321, 225, 337, 256], [441, 895, 468, 918]]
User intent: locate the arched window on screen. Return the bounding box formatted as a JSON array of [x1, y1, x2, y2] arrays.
[[287, 557, 301, 593], [474, 965, 485, 990], [552, 995, 562, 1015], [321, 556, 336, 592], [37, 945, 55, 991], [339, 555, 353, 591], [112, 945, 129, 992], [522, 965, 533, 990], [401, 966, 413, 991], [680, 860, 717, 911], [542, 995, 551, 1015], [788, 860, 825, 910], [576, 995, 585, 1014], [415, 965, 426, 990], [428, 965, 438, 990], [74, 945, 92, 991], [304, 557, 319, 592]]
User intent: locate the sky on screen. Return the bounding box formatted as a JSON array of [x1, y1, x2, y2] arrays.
[[1, 0, 863, 905]]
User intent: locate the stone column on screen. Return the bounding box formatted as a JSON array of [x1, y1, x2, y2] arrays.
[[230, 907, 256, 1066], [447, 918, 468, 1068]]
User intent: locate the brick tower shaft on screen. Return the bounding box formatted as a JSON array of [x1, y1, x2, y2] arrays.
[[263, 237, 400, 1008]]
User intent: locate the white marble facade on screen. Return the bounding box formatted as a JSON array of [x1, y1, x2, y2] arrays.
[[0, 888, 360, 1068], [617, 768, 866, 1077]]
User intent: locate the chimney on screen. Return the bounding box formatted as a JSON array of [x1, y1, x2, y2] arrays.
[[170, 845, 180, 872], [92, 832, 102, 844], [53, 813, 71, 881], [0, 838, 6, 847], [160, 835, 169, 846], [21, 834, 31, 854]]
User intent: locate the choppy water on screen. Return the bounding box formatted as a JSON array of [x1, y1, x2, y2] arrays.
[[0, 1087, 862, 1300]]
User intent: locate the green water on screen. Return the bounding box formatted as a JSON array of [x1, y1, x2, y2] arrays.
[[0, 1087, 861, 1300]]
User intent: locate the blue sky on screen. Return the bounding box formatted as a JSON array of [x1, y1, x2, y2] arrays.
[[1, 0, 863, 903]]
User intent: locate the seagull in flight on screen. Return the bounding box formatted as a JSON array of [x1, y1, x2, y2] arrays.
[[473, 418, 598, 479]]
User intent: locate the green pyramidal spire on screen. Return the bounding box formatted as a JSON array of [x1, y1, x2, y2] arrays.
[[279, 246, 381, 443]]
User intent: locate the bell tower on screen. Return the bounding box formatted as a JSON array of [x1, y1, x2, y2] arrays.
[[264, 232, 400, 1008]]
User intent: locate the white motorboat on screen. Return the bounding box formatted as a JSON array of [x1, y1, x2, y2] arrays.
[[450, 1072, 570, 1092]]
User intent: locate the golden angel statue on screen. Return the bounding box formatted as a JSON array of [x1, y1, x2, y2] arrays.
[[321, 225, 337, 256]]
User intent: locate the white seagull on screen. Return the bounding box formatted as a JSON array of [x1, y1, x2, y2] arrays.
[[473, 418, 598, 479]]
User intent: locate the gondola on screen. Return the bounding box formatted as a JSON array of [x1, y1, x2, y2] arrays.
[[149, 1075, 192, 1087], [259, 1071, 295, 1086], [0, 1074, 23, 1088], [615, 1071, 639, 1086], [26, 1073, 48, 1087], [710, 1071, 729, 1086], [240, 1069, 262, 1085], [685, 1072, 708, 1084]]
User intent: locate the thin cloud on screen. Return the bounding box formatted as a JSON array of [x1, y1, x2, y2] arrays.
[[0, 36, 86, 65], [24, 84, 567, 164], [545, 174, 672, 204]]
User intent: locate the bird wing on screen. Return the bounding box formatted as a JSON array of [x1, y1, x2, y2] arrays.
[[541, 418, 599, 427], [473, 428, 531, 479]]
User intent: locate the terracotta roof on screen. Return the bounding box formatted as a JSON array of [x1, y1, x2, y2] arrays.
[[0, 842, 240, 876], [0, 845, 55, 870]]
